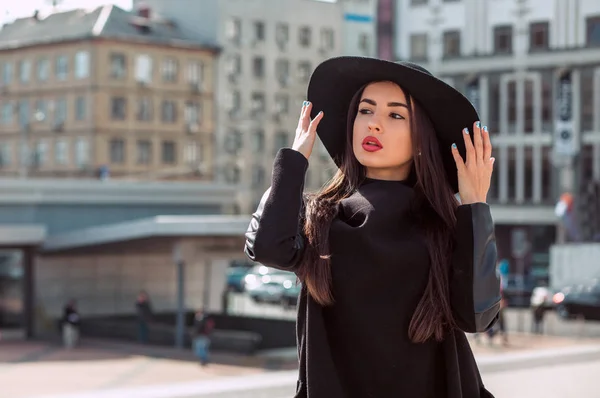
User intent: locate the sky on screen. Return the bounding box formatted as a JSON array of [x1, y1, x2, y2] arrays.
[[0, 0, 133, 25]]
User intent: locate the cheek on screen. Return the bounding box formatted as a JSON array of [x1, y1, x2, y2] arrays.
[[388, 128, 413, 158]]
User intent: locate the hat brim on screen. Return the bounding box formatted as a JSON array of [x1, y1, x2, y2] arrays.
[[306, 56, 479, 193]]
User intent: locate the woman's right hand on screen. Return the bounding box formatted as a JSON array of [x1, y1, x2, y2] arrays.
[[292, 101, 324, 160]]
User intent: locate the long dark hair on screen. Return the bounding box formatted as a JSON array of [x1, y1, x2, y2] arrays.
[[296, 82, 459, 343]]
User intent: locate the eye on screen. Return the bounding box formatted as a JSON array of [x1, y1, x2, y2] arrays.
[[390, 112, 405, 120], [358, 108, 373, 115]]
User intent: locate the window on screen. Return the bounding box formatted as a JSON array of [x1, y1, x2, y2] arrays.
[[187, 61, 204, 84], [185, 101, 201, 124], [275, 23, 289, 47], [0, 142, 12, 166], [274, 93, 289, 114], [225, 130, 243, 155], [494, 25, 513, 54], [111, 97, 127, 120], [411, 0, 428, 5], [320, 28, 334, 50], [184, 141, 201, 164], [410, 33, 428, 60], [75, 138, 89, 167], [229, 90, 241, 113], [581, 67, 595, 132], [137, 140, 152, 164], [18, 99, 29, 127], [298, 61, 312, 82], [161, 100, 177, 123], [54, 138, 69, 165], [162, 58, 178, 82], [251, 92, 266, 113], [226, 18, 242, 43], [586, 16, 600, 47], [34, 140, 49, 166], [529, 22, 549, 51], [274, 131, 289, 154], [19, 60, 31, 83], [2, 62, 13, 84], [34, 100, 46, 122], [226, 55, 241, 76], [251, 129, 265, 152], [252, 166, 265, 186], [162, 141, 176, 164], [137, 97, 153, 121], [253, 57, 265, 78], [109, 138, 125, 164], [225, 165, 241, 183], [254, 21, 265, 41], [275, 58, 290, 85], [56, 55, 68, 80], [299, 26, 311, 47], [75, 96, 86, 121], [54, 98, 67, 124], [110, 53, 126, 78], [74, 51, 90, 79], [1, 103, 13, 124], [37, 58, 50, 81], [443, 30, 461, 58], [135, 54, 153, 83]]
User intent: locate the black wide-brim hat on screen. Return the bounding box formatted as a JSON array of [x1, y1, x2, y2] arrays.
[[307, 56, 479, 193]]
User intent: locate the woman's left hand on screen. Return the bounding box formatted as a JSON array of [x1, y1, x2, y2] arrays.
[[450, 121, 495, 205]]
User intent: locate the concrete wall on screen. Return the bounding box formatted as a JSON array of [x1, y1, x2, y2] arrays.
[[34, 246, 235, 334]]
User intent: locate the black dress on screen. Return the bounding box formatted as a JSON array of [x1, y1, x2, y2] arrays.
[[245, 149, 501, 398]]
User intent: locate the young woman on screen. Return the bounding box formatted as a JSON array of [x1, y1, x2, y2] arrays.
[[245, 57, 501, 398]]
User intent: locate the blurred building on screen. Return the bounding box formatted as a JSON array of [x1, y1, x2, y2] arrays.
[[0, 5, 218, 180], [396, 0, 600, 276], [131, 0, 377, 213]]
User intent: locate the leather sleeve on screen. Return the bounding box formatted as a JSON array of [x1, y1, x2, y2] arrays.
[[450, 203, 501, 333], [244, 148, 308, 271]]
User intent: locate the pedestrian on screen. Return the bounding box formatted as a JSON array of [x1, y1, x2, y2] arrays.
[[245, 57, 501, 398], [193, 309, 215, 366], [135, 290, 153, 344], [61, 299, 80, 349]]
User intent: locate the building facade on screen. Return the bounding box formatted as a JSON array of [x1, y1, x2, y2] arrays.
[[0, 5, 217, 180], [397, 0, 600, 276], [132, 0, 363, 213]]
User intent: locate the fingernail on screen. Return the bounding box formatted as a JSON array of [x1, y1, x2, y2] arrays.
[[303, 101, 308, 106], [318, 111, 323, 116], [452, 143, 457, 149], [475, 121, 481, 128], [491, 157, 495, 164], [483, 125, 488, 133], [463, 128, 469, 134]]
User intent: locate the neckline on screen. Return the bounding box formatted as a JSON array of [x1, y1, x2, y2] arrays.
[[361, 177, 415, 188]]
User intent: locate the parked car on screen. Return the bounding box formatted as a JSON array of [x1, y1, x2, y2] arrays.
[[226, 264, 252, 293], [554, 277, 600, 321], [244, 265, 296, 304]]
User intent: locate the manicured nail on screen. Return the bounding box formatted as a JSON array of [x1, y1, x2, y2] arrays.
[[483, 125, 488, 133], [491, 157, 495, 164], [463, 128, 469, 134], [475, 121, 481, 128], [452, 143, 457, 149], [318, 111, 323, 116], [303, 101, 308, 106]]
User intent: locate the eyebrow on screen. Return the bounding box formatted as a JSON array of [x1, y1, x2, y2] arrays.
[[359, 98, 408, 108]]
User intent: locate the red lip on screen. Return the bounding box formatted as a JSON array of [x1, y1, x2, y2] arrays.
[[362, 136, 383, 152]]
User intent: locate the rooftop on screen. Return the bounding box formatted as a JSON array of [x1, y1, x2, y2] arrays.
[[0, 5, 219, 51]]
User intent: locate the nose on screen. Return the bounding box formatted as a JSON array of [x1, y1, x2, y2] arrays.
[[368, 120, 382, 133]]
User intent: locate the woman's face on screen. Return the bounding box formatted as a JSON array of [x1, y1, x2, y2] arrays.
[[352, 81, 413, 181]]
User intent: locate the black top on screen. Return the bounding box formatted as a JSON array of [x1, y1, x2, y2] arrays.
[[245, 149, 501, 398]]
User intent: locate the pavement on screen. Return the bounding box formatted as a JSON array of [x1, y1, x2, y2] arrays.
[[2, 331, 600, 398]]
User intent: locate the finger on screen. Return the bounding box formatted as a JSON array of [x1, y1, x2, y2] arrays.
[[302, 101, 313, 132], [462, 127, 475, 165], [297, 101, 308, 132], [451, 143, 465, 171], [482, 125, 493, 161], [473, 121, 484, 163], [308, 111, 324, 134]]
